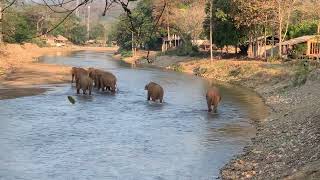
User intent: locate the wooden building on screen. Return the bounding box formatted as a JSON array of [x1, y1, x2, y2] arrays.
[[281, 35, 320, 58], [161, 34, 182, 52]]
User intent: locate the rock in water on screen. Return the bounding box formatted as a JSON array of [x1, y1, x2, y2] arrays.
[[67, 96, 76, 104]]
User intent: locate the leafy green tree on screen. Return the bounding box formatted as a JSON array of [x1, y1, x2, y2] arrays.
[[90, 24, 105, 40], [288, 21, 318, 39], [111, 0, 163, 50], [204, 0, 248, 50], [3, 10, 36, 43], [69, 25, 87, 44]]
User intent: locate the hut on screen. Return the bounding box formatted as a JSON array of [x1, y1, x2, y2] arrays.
[[161, 34, 182, 52], [281, 35, 320, 59], [247, 35, 279, 58]]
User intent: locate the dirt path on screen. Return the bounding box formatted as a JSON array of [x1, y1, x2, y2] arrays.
[[0, 43, 117, 99]]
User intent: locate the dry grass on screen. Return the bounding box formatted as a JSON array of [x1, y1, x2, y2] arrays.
[[180, 59, 294, 86]]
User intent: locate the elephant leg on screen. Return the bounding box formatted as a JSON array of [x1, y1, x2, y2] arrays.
[[213, 106, 217, 113], [77, 88, 80, 94], [83, 89, 86, 95], [147, 92, 151, 101], [207, 99, 212, 112], [89, 89, 92, 95], [72, 74, 74, 83], [160, 98, 163, 103]]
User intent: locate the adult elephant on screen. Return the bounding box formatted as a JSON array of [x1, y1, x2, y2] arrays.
[[71, 67, 88, 85], [99, 71, 117, 93], [144, 82, 164, 103], [76, 75, 93, 95], [206, 87, 221, 113]]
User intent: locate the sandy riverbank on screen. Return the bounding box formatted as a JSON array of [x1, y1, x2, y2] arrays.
[[0, 43, 117, 99], [122, 53, 320, 179]]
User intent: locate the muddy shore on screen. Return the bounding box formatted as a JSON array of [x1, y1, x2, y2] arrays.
[[0, 43, 117, 99], [123, 54, 320, 179]]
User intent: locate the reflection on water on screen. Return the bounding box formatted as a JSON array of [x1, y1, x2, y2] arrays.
[[0, 51, 269, 179]]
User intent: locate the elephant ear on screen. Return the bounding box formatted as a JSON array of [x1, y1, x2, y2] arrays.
[[67, 96, 76, 104]]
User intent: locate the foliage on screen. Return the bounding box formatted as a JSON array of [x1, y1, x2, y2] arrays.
[[288, 21, 318, 39], [170, 64, 184, 72], [267, 55, 282, 62], [30, 38, 48, 47], [292, 60, 311, 87], [111, 0, 163, 50], [90, 24, 105, 40], [3, 10, 36, 43], [165, 38, 200, 56], [203, 0, 249, 49], [119, 49, 133, 57], [293, 44, 308, 56], [193, 66, 207, 76], [69, 26, 88, 44]]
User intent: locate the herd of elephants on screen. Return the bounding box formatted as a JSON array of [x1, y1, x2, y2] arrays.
[[71, 67, 221, 112]]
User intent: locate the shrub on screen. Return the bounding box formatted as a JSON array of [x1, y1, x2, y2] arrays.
[[193, 66, 207, 76], [171, 64, 184, 72], [120, 50, 133, 58], [292, 60, 311, 87], [229, 67, 241, 77], [31, 38, 48, 47]]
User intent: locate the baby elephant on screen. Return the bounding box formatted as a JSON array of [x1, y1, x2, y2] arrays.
[[206, 87, 221, 113], [76, 75, 93, 95], [145, 82, 164, 103]]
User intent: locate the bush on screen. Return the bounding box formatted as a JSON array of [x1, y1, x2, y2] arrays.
[[31, 38, 48, 47], [120, 50, 133, 58], [3, 11, 35, 43], [229, 67, 241, 77], [292, 60, 311, 87], [171, 64, 184, 72], [166, 41, 200, 57], [69, 26, 87, 44], [193, 66, 207, 76], [267, 55, 282, 62]]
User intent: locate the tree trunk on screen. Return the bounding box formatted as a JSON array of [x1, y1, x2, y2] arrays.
[[131, 31, 135, 57], [318, 21, 320, 34], [209, 0, 213, 63], [264, 25, 267, 60], [0, 4, 3, 44], [278, 2, 282, 57], [271, 29, 275, 57]]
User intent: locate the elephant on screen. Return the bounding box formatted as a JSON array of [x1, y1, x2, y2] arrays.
[[88, 68, 105, 89], [206, 87, 221, 113], [99, 71, 117, 93], [71, 67, 88, 85], [144, 82, 164, 103], [76, 75, 93, 95]]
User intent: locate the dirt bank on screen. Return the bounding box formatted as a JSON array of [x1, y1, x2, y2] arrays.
[[127, 54, 320, 179], [0, 43, 117, 99]]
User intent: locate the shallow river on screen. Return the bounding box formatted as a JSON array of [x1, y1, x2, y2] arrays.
[[0, 51, 268, 180]]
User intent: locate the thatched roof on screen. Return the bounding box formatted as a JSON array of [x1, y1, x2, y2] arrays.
[[281, 35, 319, 46]]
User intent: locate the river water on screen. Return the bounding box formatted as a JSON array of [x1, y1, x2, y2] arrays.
[[0, 51, 268, 180]]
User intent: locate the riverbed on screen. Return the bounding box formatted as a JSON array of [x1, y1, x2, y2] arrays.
[[0, 51, 268, 179]]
